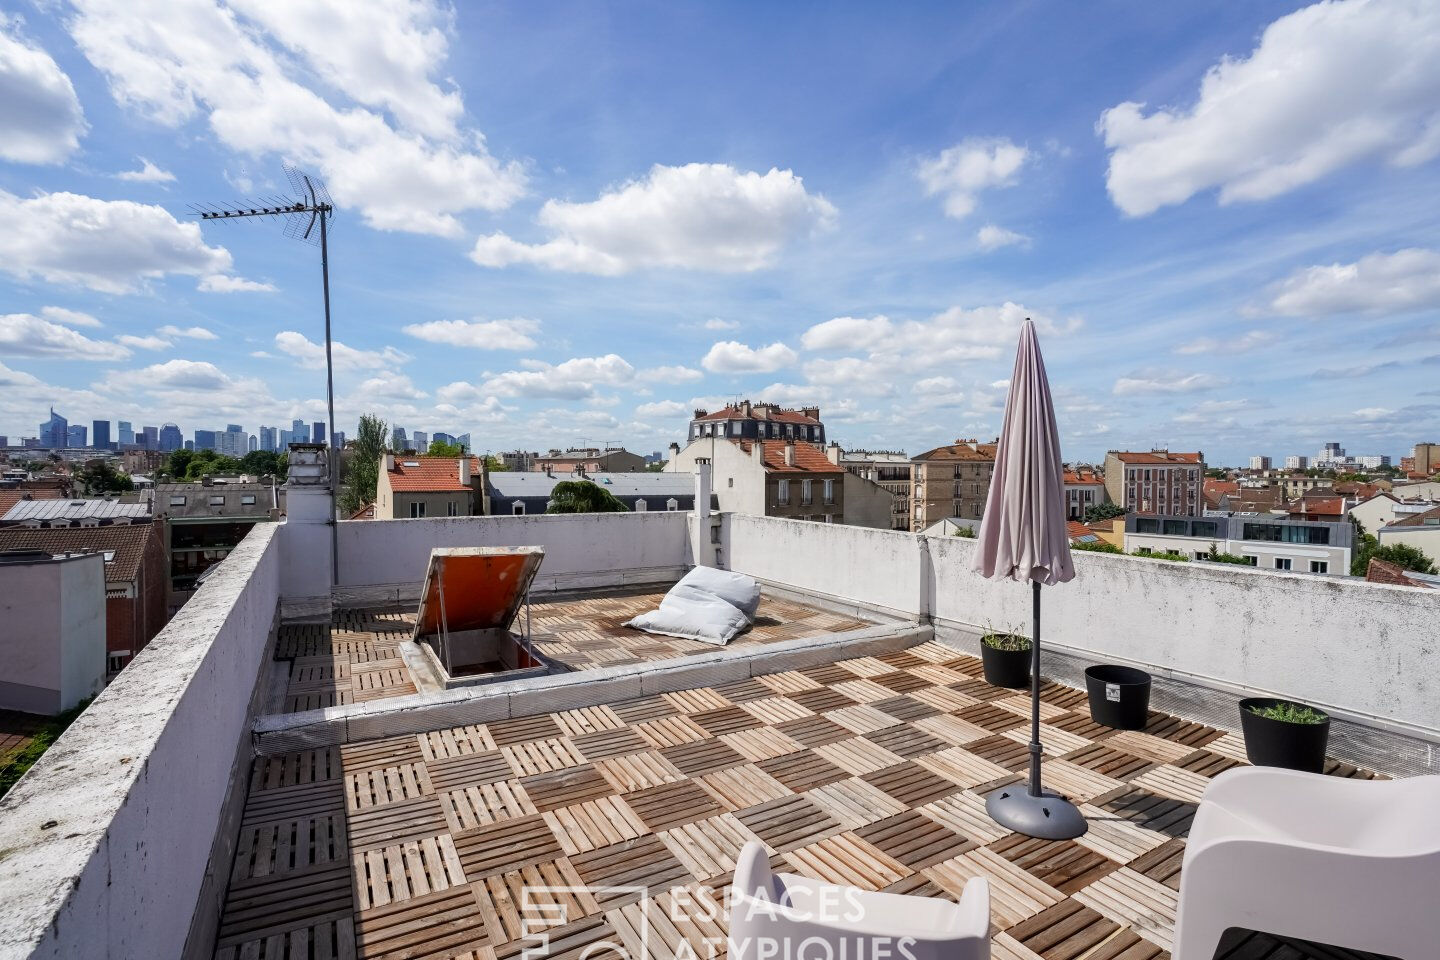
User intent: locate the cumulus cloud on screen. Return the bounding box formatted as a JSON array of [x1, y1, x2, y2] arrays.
[[198, 274, 276, 293], [703, 318, 740, 331], [917, 138, 1028, 219], [158, 324, 219, 340], [40, 306, 100, 328], [1175, 330, 1276, 354], [0, 189, 233, 294], [1113, 372, 1226, 395], [641, 365, 703, 384], [116, 333, 171, 350], [472, 163, 836, 275], [1099, 0, 1440, 216], [1261, 248, 1440, 315], [401, 317, 540, 350], [976, 224, 1030, 251], [356, 370, 426, 400], [0, 17, 86, 164], [67, 0, 525, 236], [0, 312, 131, 361], [801, 315, 893, 352], [274, 330, 409, 370], [801, 304, 1076, 369], [635, 400, 686, 419], [475, 354, 636, 400], [701, 340, 798, 374], [106, 358, 232, 391], [115, 158, 176, 183]]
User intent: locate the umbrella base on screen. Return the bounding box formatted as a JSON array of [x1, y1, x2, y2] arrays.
[[986, 784, 1088, 840]]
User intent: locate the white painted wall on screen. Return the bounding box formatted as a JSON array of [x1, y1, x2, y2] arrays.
[[0, 553, 104, 714], [669, 437, 766, 514], [1125, 531, 1350, 574], [1376, 524, 1440, 562], [0, 522, 281, 960]]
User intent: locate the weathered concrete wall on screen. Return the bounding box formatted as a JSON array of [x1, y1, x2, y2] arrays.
[[0, 553, 105, 715], [325, 512, 693, 603], [0, 522, 281, 960]]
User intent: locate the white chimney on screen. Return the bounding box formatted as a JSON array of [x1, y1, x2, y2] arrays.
[[783, 442, 796, 467], [751, 442, 765, 463], [826, 442, 841, 465], [383, 452, 394, 471], [458, 457, 471, 485]]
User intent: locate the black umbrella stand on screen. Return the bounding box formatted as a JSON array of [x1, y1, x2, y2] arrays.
[[985, 580, 1088, 839]]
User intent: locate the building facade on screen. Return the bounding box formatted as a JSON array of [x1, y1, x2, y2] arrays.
[[39, 408, 68, 448], [529, 448, 648, 473], [486, 472, 711, 516], [375, 454, 489, 519], [1284, 455, 1309, 470], [910, 440, 997, 532], [1124, 513, 1352, 575], [154, 481, 283, 611], [1103, 450, 1205, 516], [839, 450, 911, 531], [688, 401, 825, 445], [1249, 456, 1272, 471], [1063, 466, 1107, 520]]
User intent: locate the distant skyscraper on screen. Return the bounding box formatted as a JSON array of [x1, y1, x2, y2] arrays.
[[432, 432, 454, 446], [392, 426, 408, 451], [332, 430, 346, 448], [118, 421, 134, 446], [184, 440, 194, 451], [195, 429, 217, 451], [158, 424, 182, 452], [142, 425, 158, 450], [40, 407, 68, 448], [291, 419, 306, 440], [413, 431, 428, 450], [456, 433, 471, 453], [1285, 455, 1309, 470], [0, 437, 8, 448], [92, 420, 111, 450], [217, 424, 249, 457], [1317, 442, 1345, 466], [248, 434, 258, 453], [1249, 456, 1272, 471], [279, 429, 293, 449], [258, 425, 277, 452], [312, 421, 325, 444], [67, 424, 87, 448]]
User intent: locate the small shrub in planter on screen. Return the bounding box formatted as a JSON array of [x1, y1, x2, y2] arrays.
[[1239, 697, 1331, 773], [981, 631, 1031, 689]]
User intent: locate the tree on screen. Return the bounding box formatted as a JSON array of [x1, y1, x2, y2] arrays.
[[1071, 539, 1122, 554], [239, 449, 287, 478], [1083, 501, 1126, 523], [339, 414, 388, 515], [645, 461, 667, 472], [75, 460, 134, 494], [166, 448, 241, 481], [427, 439, 466, 457], [1351, 534, 1437, 576], [1205, 468, 1228, 479], [482, 455, 507, 472], [546, 480, 629, 513]]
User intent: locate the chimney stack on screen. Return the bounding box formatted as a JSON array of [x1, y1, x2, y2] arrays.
[[383, 452, 394, 471], [783, 442, 796, 467], [826, 442, 841, 465], [739, 400, 752, 416], [751, 442, 765, 464], [458, 456, 470, 485]]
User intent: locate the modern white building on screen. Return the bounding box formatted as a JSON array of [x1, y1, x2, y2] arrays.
[[1249, 455, 1272, 471], [1285, 455, 1309, 470], [1124, 512, 1353, 575]]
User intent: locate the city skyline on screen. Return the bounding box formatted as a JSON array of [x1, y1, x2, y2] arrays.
[[2, 1, 1439, 462]]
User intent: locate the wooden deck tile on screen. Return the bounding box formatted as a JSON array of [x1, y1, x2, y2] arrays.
[[427, 751, 513, 791], [734, 794, 843, 852], [452, 814, 564, 879], [545, 795, 647, 855], [570, 727, 650, 762], [569, 835, 692, 908], [989, 834, 1121, 894], [756, 750, 849, 792], [354, 884, 490, 960], [855, 809, 975, 868], [784, 833, 910, 889], [624, 779, 725, 830], [518, 764, 613, 812]]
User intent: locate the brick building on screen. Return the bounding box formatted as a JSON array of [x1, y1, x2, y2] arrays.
[[910, 440, 998, 532], [1103, 450, 1205, 517]]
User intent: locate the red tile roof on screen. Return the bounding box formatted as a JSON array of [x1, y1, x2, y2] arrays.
[[1111, 451, 1203, 465], [914, 442, 998, 462], [1387, 505, 1440, 528], [733, 440, 843, 474], [1063, 469, 1103, 485], [0, 523, 156, 582], [696, 404, 819, 425], [1366, 558, 1435, 588], [387, 456, 483, 492], [348, 502, 376, 520], [0, 487, 63, 516], [1066, 521, 1099, 542], [1288, 494, 1345, 517]]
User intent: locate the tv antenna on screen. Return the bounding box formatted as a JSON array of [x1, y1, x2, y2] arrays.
[[191, 165, 338, 586]]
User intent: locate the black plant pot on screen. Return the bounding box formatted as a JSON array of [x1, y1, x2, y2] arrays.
[[981, 642, 1031, 689], [1239, 697, 1330, 773], [1085, 665, 1152, 730]]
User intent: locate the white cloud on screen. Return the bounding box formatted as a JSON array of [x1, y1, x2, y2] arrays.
[[356, 370, 426, 400], [917, 138, 1028, 219], [1175, 330, 1276, 354], [67, 0, 525, 237], [40, 306, 100, 328], [701, 340, 798, 374], [115, 158, 176, 183], [0, 312, 131, 361], [274, 330, 410, 370], [478, 354, 636, 399], [801, 316, 893, 351], [1099, 0, 1440, 216], [106, 358, 232, 391], [801, 304, 1075, 369], [1353, 406, 1394, 420], [0, 17, 86, 164], [0, 189, 233, 294], [472, 163, 836, 275], [158, 324, 219, 340], [703, 317, 740, 331], [116, 333, 171, 350], [1262, 248, 1440, 315], [914, 376, 959, 396], [635, 400, 687, 419], [976, 223, 1030, 251], [1113, 372, 1226, 395], [198, 274, 276, 293], [401, 317, 540, 350], [641, 365, 703, 384]]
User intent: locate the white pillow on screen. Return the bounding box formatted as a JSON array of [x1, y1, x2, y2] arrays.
[[675, 566, 762, 619], [625, 580, 754, 645]]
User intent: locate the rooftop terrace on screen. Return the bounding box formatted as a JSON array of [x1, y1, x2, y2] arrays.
[[0, 500, 1433, 960]]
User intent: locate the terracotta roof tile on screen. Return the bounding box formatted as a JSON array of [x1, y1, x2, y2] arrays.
[[0, 523, 157, 582], [387, 456, 483, 492], [1063, 469, 1103, 485], [1111, 451, 1203, 465], [695, 404, 820, 425], [0, 487, 63, 515], [1066, 521, 1099, 542], [1366, 558, 1434, 588], [732, 440, 843, 473], [913, 442, 998, 462]]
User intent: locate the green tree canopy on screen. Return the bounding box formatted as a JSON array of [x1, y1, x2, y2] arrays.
[[239, 449, 287, 478], [1351, 533, 1437, 576], [1083, 501, 1126, 523], [339, 414, 388, 515], [427, 439, 466, 457], [75, 460, 134, 494], [483, 455, 507, 472], [166, 448, 242, 481], [545, 480, 629, 514]]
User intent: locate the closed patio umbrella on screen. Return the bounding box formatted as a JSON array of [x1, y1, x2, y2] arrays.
[[973, 318, 1086, 839]]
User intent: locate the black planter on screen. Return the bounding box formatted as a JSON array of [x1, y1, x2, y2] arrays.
[[1085, 665, 1152, 730], [981, 641, 1031, 689], [1239, 697, 1331, 773]]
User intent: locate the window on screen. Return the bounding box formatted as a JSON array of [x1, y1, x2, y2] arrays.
[[447, 501, 458, 516], [1192, 520, 1219, 539], [666, 498, 678, 511], [1162, 519, 1188, 536], [208, 495, 225, 506], [410, 501, 426, 518], [169, 495, 186, 506], [102, 551, 116, 562], [822, 478, 834, 504], [824, 514, 833, 524], [512, 502, 525, 515], [1274, 557, 1292, 571], [240, 494, 256, 505], [1135, 517, 1160, 533], [777, 479, 789, 505], [1241, 523, 1330, 545], [1243, 555, 1258, 565], [635, 498, 647, 512], [727, 477, 734, 488], [107, 654, 126, 674], [1310, 560, 1328, 574], [800, 479, 813, 504]]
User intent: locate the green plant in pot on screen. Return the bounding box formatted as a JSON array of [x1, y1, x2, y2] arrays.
[[1238, 697, 1331, 773], [980, 627, 1031, 689]]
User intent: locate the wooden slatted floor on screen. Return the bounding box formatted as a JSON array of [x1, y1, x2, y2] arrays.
[[225, 643, 1383, 959]]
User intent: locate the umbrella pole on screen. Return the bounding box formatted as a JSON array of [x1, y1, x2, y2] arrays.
[[1028, 579, 1043, 796]]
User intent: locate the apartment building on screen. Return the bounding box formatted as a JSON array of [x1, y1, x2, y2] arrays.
[[1103, 449, 1205, 516], [375, 454, 490, 519], [839, 449, 911, 530], [1124, 513, 1352, 575], [687, 401, 825, 445], [1062, 466, 1107, 520], [910, 439, 997, 531], [529, 447, 647, 473]]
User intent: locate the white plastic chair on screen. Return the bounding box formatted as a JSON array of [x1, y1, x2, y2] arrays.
[[727, 841, 990, 960], [1174, 766, 1440, 960]]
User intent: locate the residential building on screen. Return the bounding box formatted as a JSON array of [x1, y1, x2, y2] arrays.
[[1376, 506, 1440, 559], [0, 549, 104, 714], [154, 481, 283, 611], [121, 449, 166, 475], [1285, 455, 1309, 470], [66, 425, 87, 448], [158, 424, 182, 452], [2, 498, 150, 528], [0, 488, 63, 522], [1249, 455, 1272, 471], [910, 440, 997, 531], [39, 408, 68, 448], [1410, 443, 1440, 476], [1062, 466, 1107, 520], [0, 524, 167, 675], [1103, 449, 1204, 516], [668, 436, 893, 528], [1207, 482, 1283, 515], [839, 449, 911, 530], [688, 400, 825, 445], [1356, 455, 1391, 469], [1316, 441, 1346, 467], [530, 447, 648, 473], [1350, 492, 1440, 534], [312, 421, 325, 445], [1287, 489, 1347, 522], [1366, 557, 1438, 589], [375, 454, 489, 519], [117, 421, 134, 446], [499, 450, 538, 472], [92, 420, 110, 450], [1125, 513, 1353, 575], [486, 471, 712, 516], [1391, 478, 1440, 500]]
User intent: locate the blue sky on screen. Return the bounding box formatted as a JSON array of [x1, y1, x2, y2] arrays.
[[2, 0, 1438, 464]]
